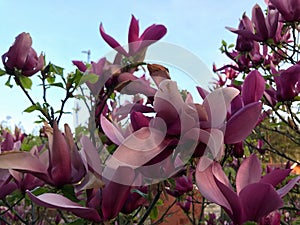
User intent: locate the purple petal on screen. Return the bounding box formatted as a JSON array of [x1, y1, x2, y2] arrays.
[[214, 177, 242, 224], [128, 15, 140, 55], [196, 86, 210, 100], [252, 4, 268, 40], [202, 87, 240, 128], [72, 60, 87, 72], [260, 169, 291, 187], [239, 183, 283, 223], [101, 166, 135, 220], [242, 70, 265, 105], [27, 191, 101, 222], [99, 23, 128, 56], [3, 32, 32, 69], [130, 111, 150, 131], [140, 24, 167, 41], [128, 15, 139, 43], [224, 102, 262, 144], [277, 176, 300, 197], [236, 154, 262, 194], [48, 122, 72, 185]]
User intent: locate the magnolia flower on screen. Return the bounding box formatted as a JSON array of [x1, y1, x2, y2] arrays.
[[196, 154, 300, 225], [274, 64, 300, 101], [0, 122, 86, 187], [228, 5, 279, 42], [2, 32, 44, 76], [100, 15, 167, 60], [269, 0, 300, 22]]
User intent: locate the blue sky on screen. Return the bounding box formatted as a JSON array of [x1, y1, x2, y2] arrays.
[[0, 0, 265, 132]]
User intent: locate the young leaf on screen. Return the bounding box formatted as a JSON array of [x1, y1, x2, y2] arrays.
[[0, 69, 6, 76], [24, 104, 41, 113], [5, 76, 13, 88], [18, 75, 32, 89], [78, 73, 99, 86]]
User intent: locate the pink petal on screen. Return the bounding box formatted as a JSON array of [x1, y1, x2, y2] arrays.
[[236, 154, 262, 194], [0, 151, 47, 174], [242, 70, 265, 105], [224, 102, 262, 144], [100, 115, 125, 145], [105, 126, 169, 169], [197, 129, 224, 171], [27, 191, 101, 222], [195, 162, 232, 213], [80, 136, 102, 175], [277, 176, 300, 197], [239, 183, 283, 223], [202, 87, 240, 128], [99, 23, 128, 56]]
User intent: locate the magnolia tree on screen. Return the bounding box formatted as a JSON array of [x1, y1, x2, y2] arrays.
[[0, 1, 299, 224]]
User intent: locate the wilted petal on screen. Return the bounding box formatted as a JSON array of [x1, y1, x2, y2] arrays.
[[242, 70, 265, 105], [27, 191, 101, 222], [236, 154, 262, 194], [239, 183, 283, 223], [224, 102, 262, 144]]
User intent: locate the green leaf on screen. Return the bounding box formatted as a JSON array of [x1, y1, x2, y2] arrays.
[[61, 184, 80, 202], [50, 64, 64, 75], [50, 82, 64, 88], [46, 76, 55, 84], [23, 104, 41, 113], [79, 73, 99, 86], [150, 206, 159, 220], [18, 74, 32, 89], [5, 76, 13, 88], [68, 219, 87, 225], [0, 69, 6, 76]]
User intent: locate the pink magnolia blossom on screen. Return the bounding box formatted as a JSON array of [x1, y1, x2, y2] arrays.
[[2, 32, 44, 76], [196, 154, 300, 224], [100, 15, 167, 59]]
